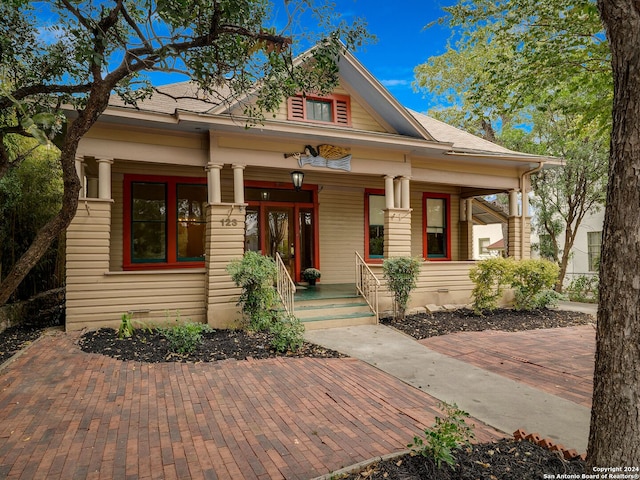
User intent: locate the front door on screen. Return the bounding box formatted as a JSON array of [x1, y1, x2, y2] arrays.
[[244, 185, 318, 283], [267, 207, 295, 278]]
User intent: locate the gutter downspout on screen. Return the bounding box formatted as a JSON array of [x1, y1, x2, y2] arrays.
[[520, 162, 545, 259]]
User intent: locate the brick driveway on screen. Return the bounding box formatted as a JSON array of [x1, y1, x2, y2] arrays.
[[0, 331, 502, 480], [420, 325, 595, 407]]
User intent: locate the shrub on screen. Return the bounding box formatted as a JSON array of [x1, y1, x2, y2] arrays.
[[469, 257, 514, 314], [382, 256, 422, 321], [159, 321, 212, 354], [302, 268, 321, 281], [566, 275, 599, 303], [511, 259, 561, 310], [270, 315, 305, 353], [408, 402, 475, 469], [226, 251, 279, 330]]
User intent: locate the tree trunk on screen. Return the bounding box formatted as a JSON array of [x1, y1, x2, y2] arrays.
[[588, 0, 640, 466]]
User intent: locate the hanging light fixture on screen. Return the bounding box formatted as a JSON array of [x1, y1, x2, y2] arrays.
[[290, 170, 304, 191]]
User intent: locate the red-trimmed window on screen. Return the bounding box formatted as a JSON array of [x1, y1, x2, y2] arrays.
[[423, 193, 451, 260], [123, 175, 207, 270], [287, 93, 351, 126], [365, 189, 385, 262]]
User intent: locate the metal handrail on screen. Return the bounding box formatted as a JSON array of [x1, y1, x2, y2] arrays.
[[355, 251, 380, 323], [275, 253, 296, 317]]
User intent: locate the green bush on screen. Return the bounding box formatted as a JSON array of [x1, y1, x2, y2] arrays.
[[382, 256, 422, 320], [408, 402, 475, 469], [270, 315, 305, 353], [511, 259, 561, 310], [469, 257, 514, 314], [566, 275, 599, 303], [470, 258, 563, 313], [226, 251, 279, 330], [159, 321, 212, 355]]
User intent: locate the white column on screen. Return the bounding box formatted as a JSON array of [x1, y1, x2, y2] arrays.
[[384, 175, 395, 209], [96, 158, 113, 200], [466, 198, 474, 222], [232, 164, 245, 204], [75, 157, 85, 198], [87, 177, 99, 198], [400, 176, 410, 209], [509, 190, 519, 217], [393, 178, 401, 208], [207, 163, 223, 204]]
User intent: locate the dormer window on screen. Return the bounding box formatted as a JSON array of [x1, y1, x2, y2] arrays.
[[287, 94, 351, 126]]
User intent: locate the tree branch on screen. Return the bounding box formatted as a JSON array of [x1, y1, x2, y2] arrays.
[[0, 83, 93, 110]]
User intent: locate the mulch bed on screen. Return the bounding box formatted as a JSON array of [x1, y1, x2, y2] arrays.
[[340, 438, 587, 480], [0, 324, 44, 365], [77, 327, 345, 363], [381, 308, 594, 340]]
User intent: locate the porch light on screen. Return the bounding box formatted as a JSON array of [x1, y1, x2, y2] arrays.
[[291, 170, 304, 191], [261, 191, 270, 201]]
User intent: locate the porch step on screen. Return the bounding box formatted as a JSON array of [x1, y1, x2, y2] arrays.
[[294, 293, 376, 330]]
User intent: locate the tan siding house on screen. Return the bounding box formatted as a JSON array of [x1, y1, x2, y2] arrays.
[[66, 49, 553, 331]]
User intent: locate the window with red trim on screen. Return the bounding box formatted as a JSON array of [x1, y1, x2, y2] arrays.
[[287, 93, 351, 126], [365, 189, 385, 262], [123, 175, 207, 269], [423, 193, 451, 260]]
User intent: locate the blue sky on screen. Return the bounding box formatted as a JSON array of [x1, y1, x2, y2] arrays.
[[308, 0, 456, 113]]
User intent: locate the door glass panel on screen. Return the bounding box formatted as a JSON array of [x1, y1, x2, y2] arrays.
[[267, 208, 294, 278], [245, 207, 260, 252], [368, 194, 385, 258], [299, 209, 314, 272]]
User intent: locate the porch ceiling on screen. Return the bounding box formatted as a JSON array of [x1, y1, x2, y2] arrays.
[[472, 198, 509, 225]]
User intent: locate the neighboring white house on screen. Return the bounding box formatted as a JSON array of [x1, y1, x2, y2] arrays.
[[473, 224, 504, 259]]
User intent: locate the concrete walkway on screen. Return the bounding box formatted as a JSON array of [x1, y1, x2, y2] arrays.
[[305, 323, 592, 453]]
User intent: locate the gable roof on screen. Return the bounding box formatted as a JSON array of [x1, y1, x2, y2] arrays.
[[103, 48, 553, 164]]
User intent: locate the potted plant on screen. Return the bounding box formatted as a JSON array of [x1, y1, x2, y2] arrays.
[[302, 268, 321, 286]]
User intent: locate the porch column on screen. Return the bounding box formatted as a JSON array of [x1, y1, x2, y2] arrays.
[[509, 189, 519, 217], [400, 176, 410, 210], [205, 204, 246, 329], [384, 175, 395, 209], [506, 189, 521, 259], [207, 163, 223, 204], [96, 158, 113, 200], [87, 177, 98, 198], [459, 198, 474, 260], [233, 164, 245, 204], [75, 156, 85, 198], [394, 178, 401, 208]]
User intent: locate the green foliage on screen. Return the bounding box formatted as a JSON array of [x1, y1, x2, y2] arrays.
[[227, 251, 279, 330], [0, 0, 371, 306], [511, 259, 561, 310], [159, 320, 212, 355], [118, 313, 134, 339], [0, 145, 63, 300], [470, 258, 563, 312], [226, 251, 305, 352], [382, 257, 422, 321], [566, 275, 599, 303], [408, 402, 475, 469], [269, 315, 305, 353], [469, 257, 514, 314]]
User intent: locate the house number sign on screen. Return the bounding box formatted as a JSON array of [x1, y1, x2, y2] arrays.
[[220, 219, 238, 227]]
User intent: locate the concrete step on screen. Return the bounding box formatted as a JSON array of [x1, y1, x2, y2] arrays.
[[294, 296, 376, 329], [301, 312, 377, 330]]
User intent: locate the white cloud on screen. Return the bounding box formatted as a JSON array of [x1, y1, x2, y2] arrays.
[[380, 79, 411, 88]]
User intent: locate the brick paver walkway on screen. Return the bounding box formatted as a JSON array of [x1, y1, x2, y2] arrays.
[[420, 325, 595, 407], [0, 331, 502, 480]]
